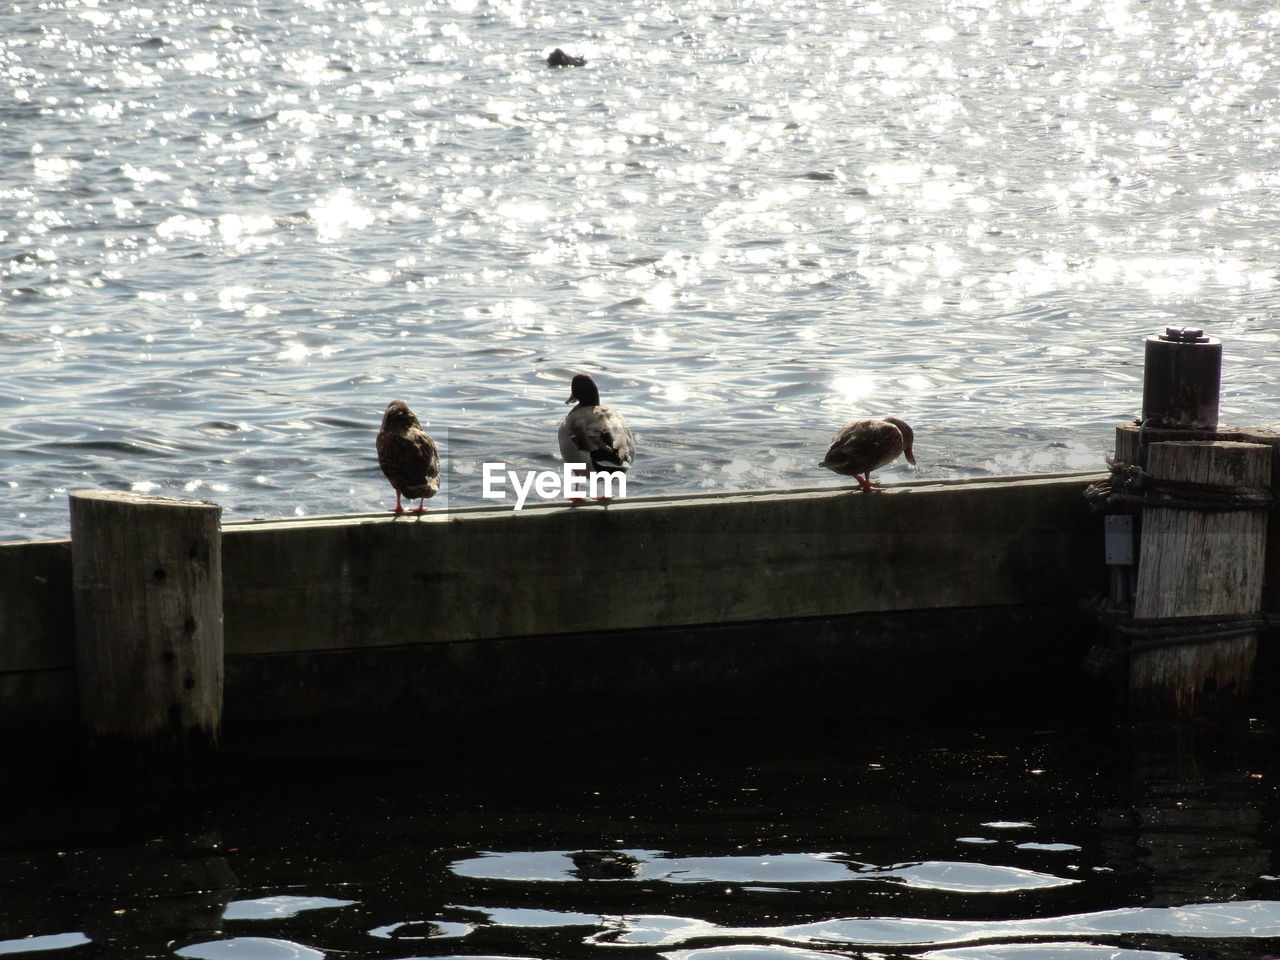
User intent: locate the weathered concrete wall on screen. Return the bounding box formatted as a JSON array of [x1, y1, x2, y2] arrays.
[[0, 538, 76, 743], [0, 538, 73, 671], [220, 474, 1106, 654], [0, 474, 1109, 751]]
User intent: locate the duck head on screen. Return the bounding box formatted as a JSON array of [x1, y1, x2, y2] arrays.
[[884, 416, 917, 465], [566, 374, 602, 407], [382, 399, 420, 430]]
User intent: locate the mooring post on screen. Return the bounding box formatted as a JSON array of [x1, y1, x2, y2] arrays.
[[1128, 441, 1270, 718], [1105, 329, 1224, 615], [69, 491, 223, 794], [1095, 328, 1275, 718]]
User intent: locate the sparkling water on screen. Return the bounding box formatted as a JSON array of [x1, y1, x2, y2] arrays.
[[4, 0, 1280, 540]]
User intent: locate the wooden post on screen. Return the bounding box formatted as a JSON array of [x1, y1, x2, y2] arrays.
[[1114, 422, 1280, 611], [70, 491, 223, 793], [1129, 442, 1270, 718], [1113, 423, 1280, 472]]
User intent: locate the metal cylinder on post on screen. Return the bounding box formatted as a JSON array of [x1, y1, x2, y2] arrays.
[[1141, 327, 1222, 431]]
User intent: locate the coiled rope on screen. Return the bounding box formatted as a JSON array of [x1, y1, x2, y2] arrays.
[[1079, 594, 1280, 676], [1084, 461, 1276, 513]]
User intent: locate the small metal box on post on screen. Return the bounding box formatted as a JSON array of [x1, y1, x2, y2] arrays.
[[1099, 329, 1272, 719], [70, 491, 224, 796]]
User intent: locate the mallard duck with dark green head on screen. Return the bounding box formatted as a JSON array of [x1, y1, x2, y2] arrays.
[[558, 374, 634, 500]]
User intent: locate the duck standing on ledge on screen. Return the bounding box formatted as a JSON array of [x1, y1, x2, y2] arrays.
[[376, 399, 441, 514], [559, 374, 634, 498], [821, 416, 916, 493]]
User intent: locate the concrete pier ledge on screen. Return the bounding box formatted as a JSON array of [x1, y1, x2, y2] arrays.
[[1, 474, 1111, 755]]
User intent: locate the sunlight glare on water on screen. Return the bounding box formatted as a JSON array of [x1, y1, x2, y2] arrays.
[[3, 0, 1280, 539]]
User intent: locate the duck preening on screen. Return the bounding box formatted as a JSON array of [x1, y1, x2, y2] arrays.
[[376, 399, 441, 514], [547, 48, 586, 67], [558, 374, 635, 499], [820, 416, 916, 493]]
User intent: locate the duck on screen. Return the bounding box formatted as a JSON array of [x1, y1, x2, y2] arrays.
[[376, 399, 441, 514], [558, 374, 635, 495], [547, 47, 586, 67], [820, 416, 916, 493]]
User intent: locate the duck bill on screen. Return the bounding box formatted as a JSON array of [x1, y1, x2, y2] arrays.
[[564, 393, 578, 405]]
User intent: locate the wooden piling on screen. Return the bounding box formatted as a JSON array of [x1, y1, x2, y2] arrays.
[[1128, 441, 1270, 718], [69, 491, 223, 793], [1113, 423, 1280, 473], [1115, 422, 1280, 614]]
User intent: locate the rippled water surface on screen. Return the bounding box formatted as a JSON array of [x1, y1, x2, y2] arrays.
[[4, 724, 1280, 958], [4, 0, 1280, 539]]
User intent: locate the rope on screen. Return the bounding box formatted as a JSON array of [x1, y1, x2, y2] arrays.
[[1078, 594, 1280, 676], [1084, 460, 1277, 512]]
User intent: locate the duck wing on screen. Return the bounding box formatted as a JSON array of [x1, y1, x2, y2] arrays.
[[378, 427, 441, 499], [561, 405, 634, 472], [820, 420, 903, 476]]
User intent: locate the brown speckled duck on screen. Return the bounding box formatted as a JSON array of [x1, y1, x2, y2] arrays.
[[376, 399, 441, 514], [820, 416, 916, 493]]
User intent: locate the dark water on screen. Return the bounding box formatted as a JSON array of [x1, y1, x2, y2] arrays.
[[4, 722, 1280, 959]]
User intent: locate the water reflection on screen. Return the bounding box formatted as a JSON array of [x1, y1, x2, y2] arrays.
[[2, 724, 1279, 958], [53, 821, 237, 955], [585, 900, 1280, 948], [0, 934, 90, 957], [222, 896, 357, 921], [367, 919, 473, 939], [450, 850, 1079, 893], [176, 938, 322, 960], [1116, 727, 1273, 909]]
